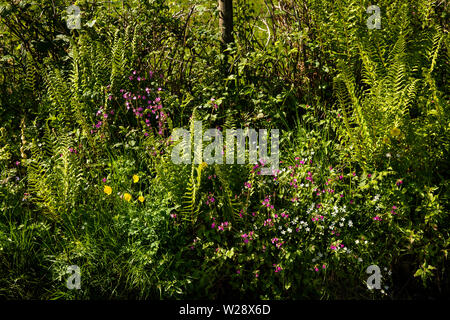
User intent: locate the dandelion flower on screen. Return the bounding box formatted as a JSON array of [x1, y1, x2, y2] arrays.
[[104, 185, 112, 195], [132, 175, 139, 183], [124, 193, 132, 202], [138, 196, 145, 203]]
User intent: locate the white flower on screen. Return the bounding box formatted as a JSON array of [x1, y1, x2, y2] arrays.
[[287, 228, 292, 233], [281, 230, 286, 235], [339, 222, 344, 227], [358, 257, 363, 262], [355, 240, 360, 244], [386, 153, 391, 158], [364, 240, 368, 244], [312, 258, 316, 262], [388, 270, 392, 276], [305, 227, 310, 232], [348, 220, 353, 227], [318, 252, 323, 257]]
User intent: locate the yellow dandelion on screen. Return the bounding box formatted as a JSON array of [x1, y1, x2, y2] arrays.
[[138, 196, 145, 203], [124, 193, 132, 202], [132, 175, 139, 183], [104, 185, 112, 195], [390, 127, 401, 137]]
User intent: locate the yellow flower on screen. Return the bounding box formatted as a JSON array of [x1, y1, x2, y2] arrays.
[[132, 175, 139, 183], [390, 127, 401, 137], [124, 193, 132, 202], [138, 196, 145, 203], [104, 185, 112, 195]]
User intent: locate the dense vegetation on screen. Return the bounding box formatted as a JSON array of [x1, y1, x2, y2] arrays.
[[0, 0, 449, 299]]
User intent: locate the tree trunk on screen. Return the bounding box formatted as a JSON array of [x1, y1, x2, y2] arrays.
[[218, 0, 233, 47]]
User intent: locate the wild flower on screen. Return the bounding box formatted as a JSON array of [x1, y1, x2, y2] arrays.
[[133, 175, 139, 183], [138, 196, 145, 203], [124, 193, 132, 202], [104, 185, 112, 195], [273, 264, 282, 273]]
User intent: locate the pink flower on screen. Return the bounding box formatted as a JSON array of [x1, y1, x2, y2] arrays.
[[102, 178, 107, 183]]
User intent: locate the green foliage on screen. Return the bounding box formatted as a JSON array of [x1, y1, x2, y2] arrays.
[[0, 0, 448, 300]]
